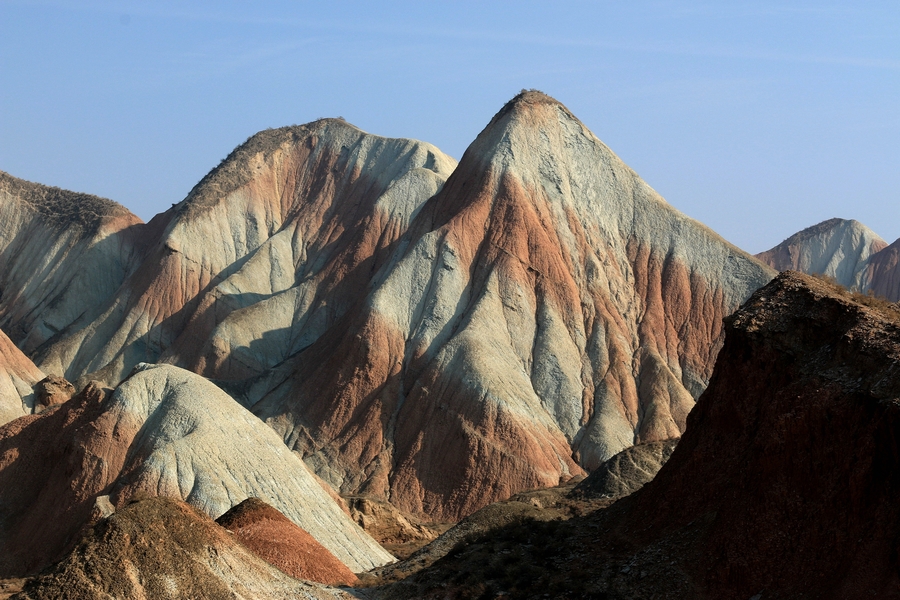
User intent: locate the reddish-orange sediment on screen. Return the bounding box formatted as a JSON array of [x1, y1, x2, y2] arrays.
[[217, 498, 359, 585]]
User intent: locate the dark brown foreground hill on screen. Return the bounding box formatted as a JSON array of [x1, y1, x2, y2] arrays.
[[12, 497, 351, 600], [376, 271, 900, 599]]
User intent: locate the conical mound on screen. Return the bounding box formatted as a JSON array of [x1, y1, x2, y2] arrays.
[[756, 217, 887, 290]]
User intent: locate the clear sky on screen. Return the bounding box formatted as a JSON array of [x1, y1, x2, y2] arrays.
[[1, 1, 898, 253]]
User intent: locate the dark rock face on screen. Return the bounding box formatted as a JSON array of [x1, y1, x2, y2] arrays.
[[573, 438, 678, 499], [629, 270, 900, 598]]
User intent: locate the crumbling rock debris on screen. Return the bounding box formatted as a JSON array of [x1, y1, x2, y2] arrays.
[[33, 376, 74, 411]]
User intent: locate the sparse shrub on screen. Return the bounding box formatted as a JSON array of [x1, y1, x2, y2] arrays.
[[809, 272, 900, 322]]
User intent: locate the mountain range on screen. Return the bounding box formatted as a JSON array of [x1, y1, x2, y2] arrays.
[[0, 90, 895, 597]]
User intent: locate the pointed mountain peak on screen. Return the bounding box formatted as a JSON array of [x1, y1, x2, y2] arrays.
[[757, 217, 888, 290], [502, 89, 566, 111], [484, 89, 579, 132], [787, 217, 884, 245]]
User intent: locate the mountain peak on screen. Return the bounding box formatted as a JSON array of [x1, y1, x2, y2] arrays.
[[503, 89, 564, 110], [757, 217, 887, 290], [483, 89, 577, 133]]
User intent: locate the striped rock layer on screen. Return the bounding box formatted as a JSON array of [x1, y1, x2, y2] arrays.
[[14, 497, 354, 600], [757, 217, 900, 300], [2, 93, 773, 523], [167, 92, 772, 520], [34, 121, 456, 388], [0, 171, 145, 358]]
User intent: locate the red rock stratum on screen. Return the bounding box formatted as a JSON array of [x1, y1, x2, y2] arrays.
[[216, 497, 359, 586], [242, 91, 774, 520], [12, 497, 353, 600], [0, 364, 392, 577], [0, 329, 43, 425]]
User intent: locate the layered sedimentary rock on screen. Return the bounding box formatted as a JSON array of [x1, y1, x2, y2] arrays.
[[757, 217, 900, 301], [21, 93, 772, 523], [31, 375, 74, 412], [36, 121, 456, 386], [216, 498, 359, 586], [13, 497, 353, 600], [236, 91, 773, 520], [0, 364, 392, 577], [0, 329, 43, 425], [867, 238, 900, 301], [0, 171, 145, 357]]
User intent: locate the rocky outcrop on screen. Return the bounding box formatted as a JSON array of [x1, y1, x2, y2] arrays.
[[12, 497, 353, 600], [32, 375, 74, 412], [216, 497, 359, 586], [346, 496, 449, 559], [0, 329, 43, 425], [0, 171, 145, 358], [621, 270, 900, 597], [0, 364, 392, 577], [240, 91, 773, 520], [573, 438, 678, 499], [758, 217, 900, 301]]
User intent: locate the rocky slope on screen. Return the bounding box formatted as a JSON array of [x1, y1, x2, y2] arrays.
[[624, 270, 900, 597], [237, 91, 774, 520], [12, 497, 353, 600], [572, 438, 678, 499], [35, 120, 456, 387], [757, 217, 900, 301], [380, 271, 900, 598], [0, 171, 145, 358], [0, 364, 392, 577], [216, 497, 359, 586], [0, 329, 43, 425], [867, 237, 900, 301]]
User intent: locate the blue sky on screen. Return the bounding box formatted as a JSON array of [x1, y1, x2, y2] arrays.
[[1, 1, 898, 253]]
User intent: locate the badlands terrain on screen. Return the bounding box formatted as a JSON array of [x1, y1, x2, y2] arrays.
[[0, 91, 897, 598]]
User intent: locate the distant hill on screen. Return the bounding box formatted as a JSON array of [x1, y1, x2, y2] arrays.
[[757, 217, 900, 300]]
